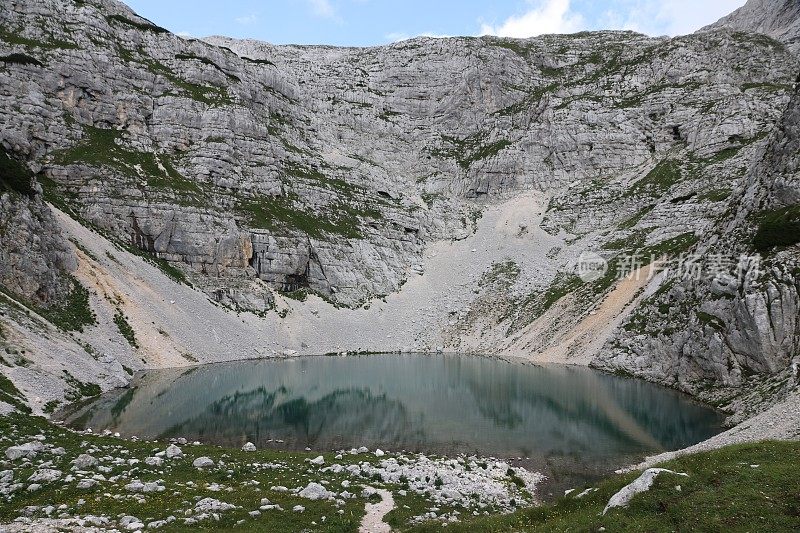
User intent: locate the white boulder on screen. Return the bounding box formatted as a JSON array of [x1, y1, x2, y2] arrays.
[[603, 469, 688, 515]]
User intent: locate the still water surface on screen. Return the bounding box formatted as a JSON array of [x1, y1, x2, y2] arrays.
[[60, 354, 724, 488]]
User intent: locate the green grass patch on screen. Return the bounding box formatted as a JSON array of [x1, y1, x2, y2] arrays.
[[174, 53, 240, 82], [142, 57, 233, 106], [113, 310, 139, 349], [124, 243, 190, 285], [0, 27, 78, 50], [640, 232, 699, 259], [50, 125, 209, 206], [0, 52, 43, 67], [69, 238, 98, 262], [406, 441, 800, 532], [480, 260, 521, 287], [62, 370, 102, 401], [35, 277, 97, 333], [603, 232, 647, 251], [283, 161, 360, 195], [433, 134, 512, 170], [106, 14, 169, 33], [378, 109, 403, 121], [741, 82, 793, 92], [707, 146, 741, 163], [626, 159, 683, 198], [0, 412, 380, 532], [753, 205, 800, 252], [618, 205, 655, 230], [511, 273, 583, 330], [0, 373, 30, 413], [237, 193, 376, 239], [495, 84, 557, 117], [699, 189, 732, 202], [280, 289, 309, 302], [696, 311, 725, 331], [485, 37, 532, 58]]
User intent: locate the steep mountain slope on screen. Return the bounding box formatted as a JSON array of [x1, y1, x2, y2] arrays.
[[0, 0, 798, 420], [706, 0, 800, 54], [596, 82, 800, 420]]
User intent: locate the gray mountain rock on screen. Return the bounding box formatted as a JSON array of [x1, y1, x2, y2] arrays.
[[595, 79, 800, 419], [704, 0, 800, 54], [0, 0, 797, 419]]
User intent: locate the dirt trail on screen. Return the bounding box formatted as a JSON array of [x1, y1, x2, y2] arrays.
[[359, 489, 395, 533]]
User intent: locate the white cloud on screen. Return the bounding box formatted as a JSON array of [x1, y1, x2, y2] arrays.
[[176, 31, 193, 38], [480, 0, 585, 38], [235, 13, 259, 25], [602, 0, 747, 36], [309, 0, 342, 22]]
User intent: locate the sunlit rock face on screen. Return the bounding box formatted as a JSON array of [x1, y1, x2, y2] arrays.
[[704, 0, 800, 55], [0, 0, 798, 411], [2, 0, 797, 309], [596, 81, 800, 419]]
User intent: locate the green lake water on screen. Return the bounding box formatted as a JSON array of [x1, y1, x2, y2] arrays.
[[59, 354, 725, 493]]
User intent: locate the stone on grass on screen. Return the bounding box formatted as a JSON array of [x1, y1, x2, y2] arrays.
[[603, 469, 688, 515], [145, 456, 163, 467], [5, 442, 44, 460], [165, 444, 183, 458], [120, 515, 144, 531], [299, 482, 332, 501], [193, 457, 214, 468], [77, 479, 98, 489], [28, 469, 62, 483], [125, 480, 165, 493], [72, 454, 98, 470], [195, 498, 237, 512]]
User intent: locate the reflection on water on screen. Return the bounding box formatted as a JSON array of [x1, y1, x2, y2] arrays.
[[60, 355, 724, 478]]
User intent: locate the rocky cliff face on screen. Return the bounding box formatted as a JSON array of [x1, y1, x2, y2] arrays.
[[706, 0, 800, 55], [2, 0, 797, 308], [0, 147, 76, 308], [595, 80, 800, 421], [0, 0, 799, 415]]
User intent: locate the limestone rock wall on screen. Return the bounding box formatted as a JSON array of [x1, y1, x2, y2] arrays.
[[595, 81, 800, 419], [0, 149, 76, 307], [1, 0, 797, 308]]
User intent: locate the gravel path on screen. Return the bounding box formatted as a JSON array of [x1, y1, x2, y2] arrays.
[[359, 490, 395, 533]]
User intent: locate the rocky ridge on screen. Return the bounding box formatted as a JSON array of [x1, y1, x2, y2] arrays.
[[706, 0, 800, 54]]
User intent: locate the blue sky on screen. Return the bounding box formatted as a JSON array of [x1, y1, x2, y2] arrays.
[[124, 0, 747, 46]]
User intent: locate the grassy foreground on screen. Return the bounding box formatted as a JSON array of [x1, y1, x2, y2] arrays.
[[407, 441, 800, 532], [1, 412, 799, 532]]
